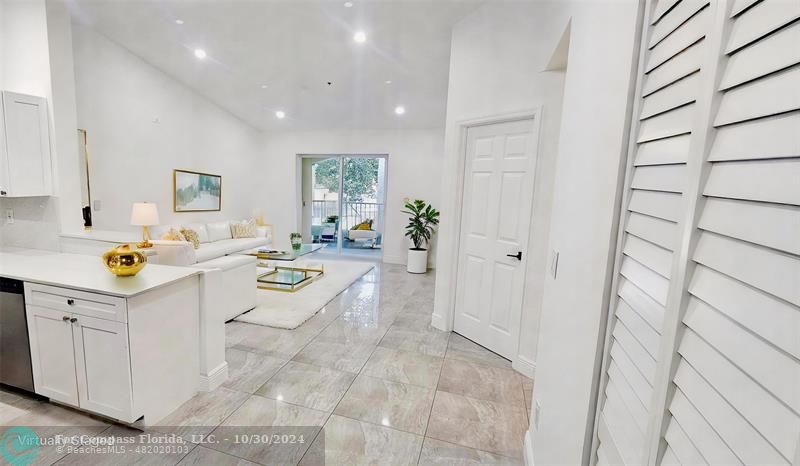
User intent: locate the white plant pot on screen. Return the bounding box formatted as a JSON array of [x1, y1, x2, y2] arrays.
[[407, 248, 428, 274]]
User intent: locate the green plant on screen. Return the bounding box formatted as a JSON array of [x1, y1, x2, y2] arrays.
[[325, 215, 339, 224], [402, 199, 440, 250]]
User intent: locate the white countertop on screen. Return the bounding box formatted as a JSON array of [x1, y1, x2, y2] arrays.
[[0, 248, 199, 298], [60, 229, 141, 243]]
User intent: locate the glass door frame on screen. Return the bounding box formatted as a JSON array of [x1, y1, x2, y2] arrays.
[[297, 153, 389, 257]]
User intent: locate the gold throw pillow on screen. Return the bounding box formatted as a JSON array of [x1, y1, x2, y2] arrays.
[[231, 219, 257, 238], [180, 227, 201, 249], [161, 228, 186, 241]]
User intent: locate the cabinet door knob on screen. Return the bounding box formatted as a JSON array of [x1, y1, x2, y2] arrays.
[[67, 299, 75, 305], [70, 317, 78, 323], [62, 316, 70, 322]]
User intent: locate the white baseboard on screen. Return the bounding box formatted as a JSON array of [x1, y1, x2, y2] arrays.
[[524, 429, 535, 466], [513, 355, 536, 379], [430, 312, 449, 332], [381, 254, 405, 265], [198, 362, 228, 391]]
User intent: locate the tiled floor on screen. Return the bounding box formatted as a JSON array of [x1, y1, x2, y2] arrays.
[[0, 263, 533, 465]]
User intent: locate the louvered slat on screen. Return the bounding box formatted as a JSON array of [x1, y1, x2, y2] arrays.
[[635, 134, 691, 166], [725, 0, 800, 53], [689, 265, 800, 359], [646, 7, 710, 72], [640, 73, 699, 119], [678, 330, 799, 459], [643, 40, 704, 96], [714, 66, 800, 126], [628, 190, 683, 221], [670, 389, 743, 465], [704, 159, 800, 205], [698, 197, 800, 255], [620, 257, 670, 305], [708, 112, 800, 162], [650, 0, 710, 48], [720, 22, 800, 90], [618, 277, 666, 332], [664, 417, 708, 465], [623, 234, 673, 279], [615, 298, 661, 357], [673, 362, 788, 465], [626, 212, 678, 251]]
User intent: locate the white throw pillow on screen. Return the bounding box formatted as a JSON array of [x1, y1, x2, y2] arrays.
[[206, 221, 232, 242], [184, 223, 210, 243]]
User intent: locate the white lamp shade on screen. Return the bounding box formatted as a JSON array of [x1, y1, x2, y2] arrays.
[[130, 202, 160, 226]]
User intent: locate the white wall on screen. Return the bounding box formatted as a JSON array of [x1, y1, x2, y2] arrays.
[[0, 0, 82, 251], [260, 129, 444, 264], [530, 2, 640, 465], [432, 1, 569, 377], [70, 22, 265, 233], [435, 1, 641, 464]]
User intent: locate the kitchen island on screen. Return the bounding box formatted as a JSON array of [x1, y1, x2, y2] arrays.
[[0, 248, 201, 426]]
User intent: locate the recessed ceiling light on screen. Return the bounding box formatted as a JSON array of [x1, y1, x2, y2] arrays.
[[385, 80, 392, 84], [353, 31, 367, 43], [193, 49, 207, 59], [261, 84, 268, 89], [275, 110, 286, 119], [175, 19, 184, 25], [344, 1, 353, 7], [394, 105, 405, 115]]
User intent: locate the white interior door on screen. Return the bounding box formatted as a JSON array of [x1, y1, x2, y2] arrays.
[[454, 118, 538, 359]]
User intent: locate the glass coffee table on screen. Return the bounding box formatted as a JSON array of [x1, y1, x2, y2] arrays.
[[239, 244, 326, 292], [241, 243, 324, 263], [256, 263, 324, 292]]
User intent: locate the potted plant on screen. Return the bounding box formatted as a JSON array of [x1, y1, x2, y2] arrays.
[[402, 199, 440, 273]]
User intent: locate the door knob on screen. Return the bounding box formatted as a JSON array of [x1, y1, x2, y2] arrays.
[[67, 299, 75, 305], [507, 251, 523, 260], [62, 316, 70, 322], [70, 317, 78, 323]]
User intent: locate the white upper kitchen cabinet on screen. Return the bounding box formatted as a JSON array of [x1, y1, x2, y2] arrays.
[[0, 91, 53, 197]]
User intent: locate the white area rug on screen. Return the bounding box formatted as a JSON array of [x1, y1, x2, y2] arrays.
[[234, 260, 375, 330]]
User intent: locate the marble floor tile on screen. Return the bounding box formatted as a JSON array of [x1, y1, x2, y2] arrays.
[[54, 425, 192, 466], [314, 318, 390, 345], [379, 325, 450, 357], [299, 414, 423, 466], [214, 396, 327, 465], [445, 333, 513, 369], [227, 321, 316, 359], [362, 346, 443, 388], [223, 348, 286, 394], [391, 312, 436, 331], [438, 359, 523, 407], [255, 361, 355, 412], [419, 437, 523, 466], [177, 445, 259, 466], [426, 391, 528, 458], [4, 403, 109, 466], [292, 339, 375, 374], [334, 374, 435, 435], [154, 386, 250, 440]]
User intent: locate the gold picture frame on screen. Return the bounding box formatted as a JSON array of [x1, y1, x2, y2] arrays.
[[173, 169, 222, 212]]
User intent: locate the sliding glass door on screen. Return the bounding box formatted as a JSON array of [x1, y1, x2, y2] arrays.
[[301, 154, 386, 259]]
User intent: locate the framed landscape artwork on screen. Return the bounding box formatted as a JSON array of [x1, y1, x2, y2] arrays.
[[173, 169, 222, 212]]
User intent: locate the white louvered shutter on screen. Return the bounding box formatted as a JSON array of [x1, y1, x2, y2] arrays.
[[593, 0, 800, 465]]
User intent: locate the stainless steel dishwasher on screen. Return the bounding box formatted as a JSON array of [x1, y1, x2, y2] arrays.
[[0, 277, 34, 392]]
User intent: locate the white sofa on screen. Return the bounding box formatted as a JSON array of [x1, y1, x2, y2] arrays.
[[151, 221, 273, 266], [152, 220, 272, 322]]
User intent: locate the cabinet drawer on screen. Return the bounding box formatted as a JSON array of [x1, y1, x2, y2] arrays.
[[25, 283, 127, 323]]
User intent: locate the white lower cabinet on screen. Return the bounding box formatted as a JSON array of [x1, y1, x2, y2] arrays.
[[26, 306, 80, 406], [72, 314, 134, 422], [26, 295, 137, 423], [24, 280, 199, 426]]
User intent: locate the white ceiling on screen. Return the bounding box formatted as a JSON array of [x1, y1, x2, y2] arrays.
[[68, 0, 483, 132]]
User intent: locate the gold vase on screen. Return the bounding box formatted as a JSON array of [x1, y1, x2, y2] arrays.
[[102, 244, 147, 277]]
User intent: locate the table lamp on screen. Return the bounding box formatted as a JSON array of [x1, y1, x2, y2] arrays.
[[130, 202, 159, 248]]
